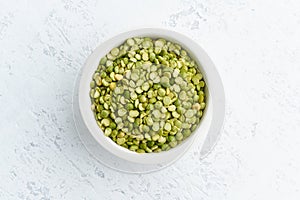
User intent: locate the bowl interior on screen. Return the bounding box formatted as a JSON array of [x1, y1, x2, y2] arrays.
[[78, 28, 217, 164]]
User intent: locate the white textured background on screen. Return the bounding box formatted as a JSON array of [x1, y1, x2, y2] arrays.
[[1, 0, 300, 199]]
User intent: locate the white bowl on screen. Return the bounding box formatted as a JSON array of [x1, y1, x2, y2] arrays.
[[78, 28, 224, 164]]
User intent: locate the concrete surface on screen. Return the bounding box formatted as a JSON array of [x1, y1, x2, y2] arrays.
[[0, 0, 300, 199]]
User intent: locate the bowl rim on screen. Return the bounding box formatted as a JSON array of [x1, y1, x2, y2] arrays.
[[78, 28, 225, 164]]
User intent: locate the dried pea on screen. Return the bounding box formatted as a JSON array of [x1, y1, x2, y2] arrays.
[[90, 37, 207, 153]]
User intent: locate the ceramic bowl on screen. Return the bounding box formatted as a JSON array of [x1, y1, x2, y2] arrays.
[[78, 28, 224, 164]]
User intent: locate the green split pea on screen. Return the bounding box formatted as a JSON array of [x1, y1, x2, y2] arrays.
[[90, 37, 206, 153]]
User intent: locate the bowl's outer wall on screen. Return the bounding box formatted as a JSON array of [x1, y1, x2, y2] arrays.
[[78, 28, 224, 164]]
